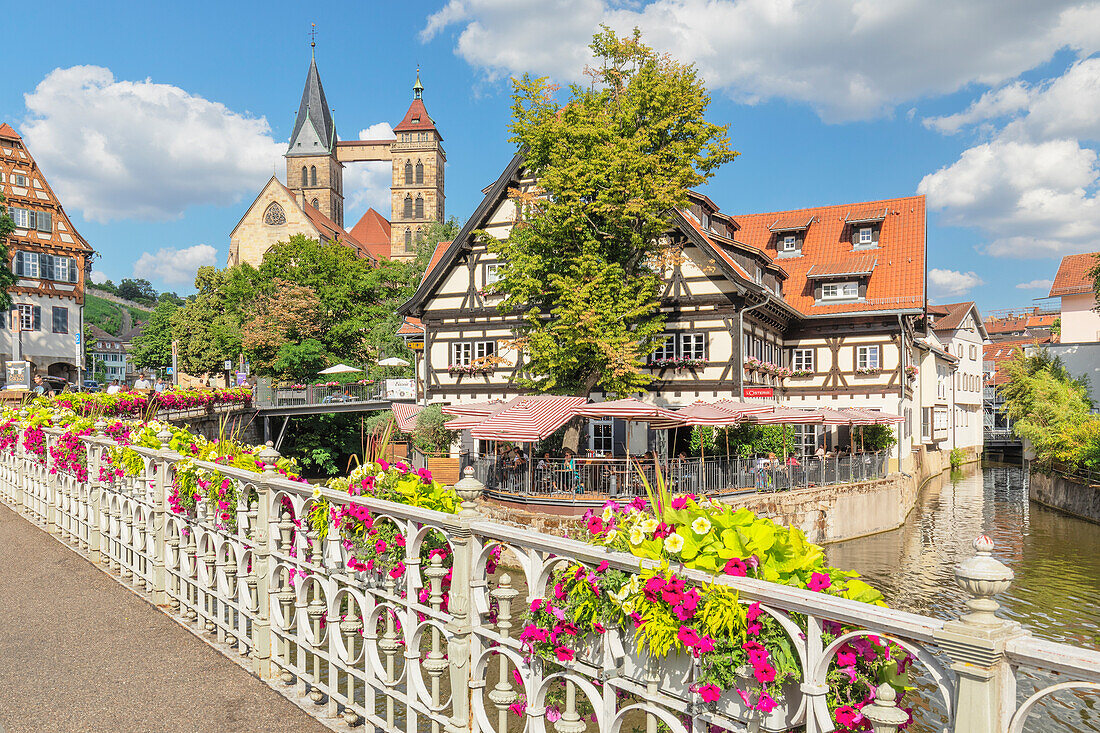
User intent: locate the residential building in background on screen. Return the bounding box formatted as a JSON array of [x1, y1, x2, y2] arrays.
[[1048, 251, 1100, 343], [229, 49, 444, 267], [400, 150, 943, 469], [982, 306, 1058, 342], [0, 123, 92, 384], [87, 325, 130, 383], [930, 301, 988, 450]]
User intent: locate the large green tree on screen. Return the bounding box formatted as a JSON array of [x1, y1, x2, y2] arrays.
[[129, 299, 179, 370], [489, 28, 736, 407], [1088, 252, 1100, 313], [0, 194, 18, 309], [1001, 347, 1092, 465]]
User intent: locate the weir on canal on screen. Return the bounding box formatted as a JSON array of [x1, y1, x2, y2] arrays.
[[1, 430, 1098, 733]]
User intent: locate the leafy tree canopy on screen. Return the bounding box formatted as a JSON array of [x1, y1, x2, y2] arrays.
[[116, 277, 158, 304], [129, 299, 179, 369], [1001, 347, 1093, 465], [488, 27, 737, 399]]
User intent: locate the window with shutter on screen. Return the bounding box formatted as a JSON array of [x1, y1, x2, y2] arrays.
[[69, 258, 78, 283], [415, 196, 424, 219], [52, 306, 68, 334], [42, 255, 55, 281], [405, 161, 413, 184], [33, 306, 41, 331], [13, 251, 23, 277], [415, 161, 424, 184], [36, 211, 51, 233]]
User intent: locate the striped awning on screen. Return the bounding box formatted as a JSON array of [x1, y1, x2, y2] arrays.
[[572, 398, 685, 427], [847, 408, 905, 424], [673, 401, 752, 427], [470, 396, 589, 442], [745, 407, 826, 424], [713, 399, 779, 418], [442, 400, 514, 417], [391, 403, 424, 433]]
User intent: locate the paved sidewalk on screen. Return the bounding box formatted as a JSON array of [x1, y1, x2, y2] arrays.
[[0, 504, 330, 733]]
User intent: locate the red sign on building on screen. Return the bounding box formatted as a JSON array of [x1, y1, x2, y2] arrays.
[[743, 387, 774, 398]]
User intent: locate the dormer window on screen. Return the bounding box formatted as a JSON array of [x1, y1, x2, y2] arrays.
[[782, 235, 797, 252], [859, 227, 872, 245], [821, 281, 859, 300]]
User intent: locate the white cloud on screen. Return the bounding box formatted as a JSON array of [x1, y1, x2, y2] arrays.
[[342, 124, 397, 225], [920, 58, 1100, 259], [422, 0, 1100, 121], [359, 122, 396, 140], [21, 66, 284, 222], [1017, 279, 1054, 290], [133, 244, 217, 287], [90, 270, 109, 284], [929, 269, 984, 298], [923, 82, 1032, 135]]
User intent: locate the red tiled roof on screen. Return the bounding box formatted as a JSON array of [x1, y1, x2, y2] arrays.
[[733, 195, 926, 316], [984, 338, 1049, 386], [806, 253, 878, 279], [678, 211, 753, 282], [930, 301, 975, 332], [277, 181, 376, 263], [393, 99, 439, 134], [349, 208, 392, 260], [769, 214, 815, 231], [421, 240, 452, 284], [984, 314, 1029, 334], [396, 316, 424, 336], [0, 123, 21, 140], [845, 207, 889, 223], [1048, 251, 1099, 297]]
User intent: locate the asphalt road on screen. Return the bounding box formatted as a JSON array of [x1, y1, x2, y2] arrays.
[[0, 503, 330, 733]]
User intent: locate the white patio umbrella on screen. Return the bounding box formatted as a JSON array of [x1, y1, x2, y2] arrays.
[[378, 357, 411, 367], [318, 364, 362, 375]]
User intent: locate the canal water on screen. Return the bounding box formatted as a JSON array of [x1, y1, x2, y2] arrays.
[[828, 463, 1100, 731]]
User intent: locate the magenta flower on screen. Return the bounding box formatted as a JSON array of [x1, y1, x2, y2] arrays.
[[753, 661, 777, 684], [724, 558, 748, 576], [697, 684, 721, 703], [755, 693, 778, 713], [677, 626, 702, 648], [808, 572, 832, 592], [835, 705, 863, 729], [554, 646, 574, 662]]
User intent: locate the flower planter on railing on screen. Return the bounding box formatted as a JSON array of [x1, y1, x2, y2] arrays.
[[448, 364, 496, 376], [649, 358, 706, 371]]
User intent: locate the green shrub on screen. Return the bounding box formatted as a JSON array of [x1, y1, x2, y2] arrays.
[[412, 404, 457, 455], [949, 447, 966, 469]]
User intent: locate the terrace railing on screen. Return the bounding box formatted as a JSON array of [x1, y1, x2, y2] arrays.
[[467, 453, 890, 501], [0, 433, 1097, 733], [254, 381, 385, 409]]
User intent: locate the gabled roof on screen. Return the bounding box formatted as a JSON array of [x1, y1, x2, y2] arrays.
[[399, 151, 526, 314], [732, 195, 926, 317], [393, 98, 440, 137], [396, 316, 424, 336], [1049, 251, 1099, 298], [0, 123, 21, 140], [1026, 312, 1057, 328], [288, 55, 336, 154], [349, 208, 392, 260], [930, 301, 981, 333]]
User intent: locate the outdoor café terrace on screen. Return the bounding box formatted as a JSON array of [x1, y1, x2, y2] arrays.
[[398, 397, 902, 505]]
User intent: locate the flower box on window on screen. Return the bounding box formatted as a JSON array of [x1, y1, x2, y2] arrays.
[[650, 357, 706, 371], [904, 365, 918, 380], [448, 364, 495, 376], [789, 369, 813, 378], [855, 367, 880, 376]]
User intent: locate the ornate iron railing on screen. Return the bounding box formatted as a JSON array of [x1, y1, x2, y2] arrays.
[[0, 430, 1097, 732]]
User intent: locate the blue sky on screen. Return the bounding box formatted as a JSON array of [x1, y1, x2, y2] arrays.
[[4, 1, 1100, 315]]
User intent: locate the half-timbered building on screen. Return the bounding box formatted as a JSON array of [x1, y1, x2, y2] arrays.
[[399, 152, 935, 465], [1, 123, 92, 384]]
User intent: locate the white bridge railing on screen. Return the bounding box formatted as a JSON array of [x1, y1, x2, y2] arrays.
[[0, 428, 1098, 733]]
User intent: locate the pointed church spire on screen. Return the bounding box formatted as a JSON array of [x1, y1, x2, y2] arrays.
[[287, 30, 337, 155], [413, 67, 423, 100]]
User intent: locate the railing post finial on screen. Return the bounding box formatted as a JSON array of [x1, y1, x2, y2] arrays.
[[955, 535, 1014, 627], [257, 442, 281, 474], [862, 683, 909, 732], [453, 466, 484, 517]]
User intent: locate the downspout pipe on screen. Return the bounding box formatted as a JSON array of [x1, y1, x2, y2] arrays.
[[738, 294, 770, 400]]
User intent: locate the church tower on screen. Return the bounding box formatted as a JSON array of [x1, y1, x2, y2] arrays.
[[388, 69, 446, 260], [286, 45, 344, 228]]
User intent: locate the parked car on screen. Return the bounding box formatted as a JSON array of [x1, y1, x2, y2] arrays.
[[40, 376, 70, 394], [82, 380, 101, 393]]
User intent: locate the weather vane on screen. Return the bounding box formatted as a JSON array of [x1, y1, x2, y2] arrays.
[[309, 23, 317, 50]]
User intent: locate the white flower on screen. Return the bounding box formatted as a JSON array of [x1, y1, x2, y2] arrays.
[[601, 507, 615, 523], [639, 517, 658, 534], [629, 527, 645, 546], [376, 472, 386, 482], [664, 533, 685, 554], [691, 517, 712, 535], [604, 529, 618, 543], [622, 600, 635, 615], [312, 487, 322, 499]]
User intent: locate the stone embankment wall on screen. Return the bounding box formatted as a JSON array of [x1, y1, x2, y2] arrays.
[[479, 446, 976, 544], [1029, 469, 1100, 525], [161, 408, 261, 445]]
